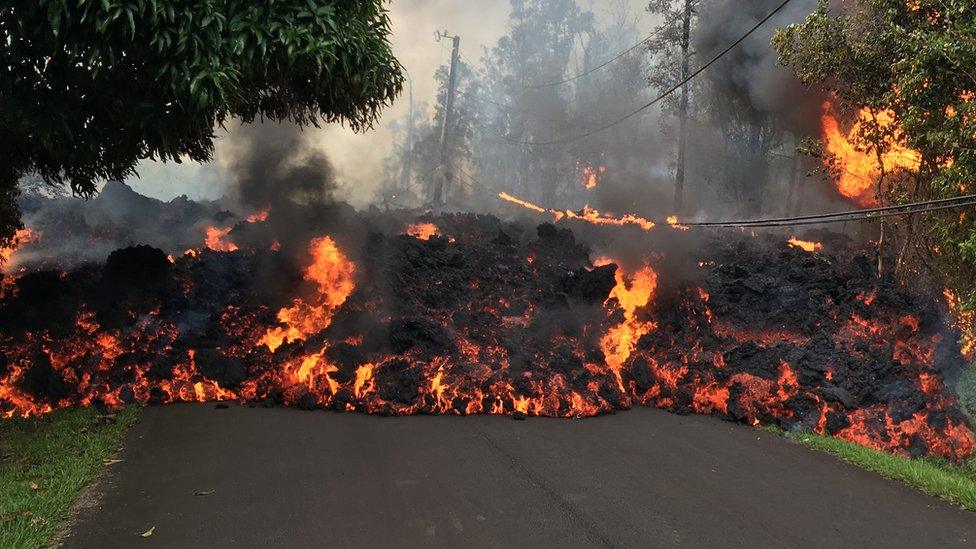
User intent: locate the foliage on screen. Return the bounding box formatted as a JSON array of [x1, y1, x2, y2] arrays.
[[773, 0, 976, 309], [0, 0, 404, 251], [787, 430, 976, 511], [0, 406, 140, 548]]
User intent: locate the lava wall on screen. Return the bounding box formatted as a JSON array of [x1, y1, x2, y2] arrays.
[[0, 213, 972, 461]]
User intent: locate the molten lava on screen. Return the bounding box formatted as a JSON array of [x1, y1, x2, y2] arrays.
[[405, 223, 440, 241], [259, 236, 356, 352], [788, 237, 823, 253], [820, 102, 922, 205], [204, 226, 239, 252], [498, 192, 657, 232], [0, 228, 41, 271], [1, 214, 973, 462]]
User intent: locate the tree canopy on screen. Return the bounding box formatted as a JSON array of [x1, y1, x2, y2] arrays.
[[0, 0, 404, 249], [773, 0, 976, 308]]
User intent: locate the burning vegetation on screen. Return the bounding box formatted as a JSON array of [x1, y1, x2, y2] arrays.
[[0, 203, 972, 462]]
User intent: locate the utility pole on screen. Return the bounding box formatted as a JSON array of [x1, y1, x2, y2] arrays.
[[399, 73, 414, 193], [432, 30, 461, 208], [674, 0, 693, 214]]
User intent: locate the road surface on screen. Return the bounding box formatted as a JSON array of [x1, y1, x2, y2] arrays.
[[65, 404, 975, 548]]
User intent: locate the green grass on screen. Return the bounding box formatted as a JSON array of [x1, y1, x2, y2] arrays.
[[0, 406, 140, 548], [786, 430, 976, 511]]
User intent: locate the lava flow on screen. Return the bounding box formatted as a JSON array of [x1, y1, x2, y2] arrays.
[[0, 213, 973, 462]]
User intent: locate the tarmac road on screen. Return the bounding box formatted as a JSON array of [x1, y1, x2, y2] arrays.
[[64, 404, 976, 548]]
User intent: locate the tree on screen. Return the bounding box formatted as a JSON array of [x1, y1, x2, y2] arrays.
[[774, 0, 976, 306], [473, 0, 593, 206], [647, 0, 700, 212], [0, 0, 404, 252]]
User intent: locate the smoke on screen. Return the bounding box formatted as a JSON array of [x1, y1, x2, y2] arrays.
[[695, 0, 825, 136], [223, 122, 338, 209]]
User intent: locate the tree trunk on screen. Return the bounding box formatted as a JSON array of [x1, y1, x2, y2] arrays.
[[674, 0, 692, 214]]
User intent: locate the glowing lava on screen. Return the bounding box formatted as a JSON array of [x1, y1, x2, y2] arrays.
[[788, 237, 823, 253], [259, 236, 356, 352], [205, 226, 239, 252], [406, 223, 440, 241], [0, 228, 41, 271]]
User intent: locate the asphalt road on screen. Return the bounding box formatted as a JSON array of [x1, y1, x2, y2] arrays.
[[65, 404, 976, 548]]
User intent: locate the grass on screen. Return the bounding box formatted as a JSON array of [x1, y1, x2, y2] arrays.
[[0, 406, 140, 549], [782, 429, 976, 511]]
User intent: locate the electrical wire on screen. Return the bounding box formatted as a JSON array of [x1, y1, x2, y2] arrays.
[[686, 194, 976, 227], [492, 0, 795, 147]]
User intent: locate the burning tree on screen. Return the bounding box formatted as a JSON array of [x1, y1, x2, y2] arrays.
[[0, 0, 404, 255], [773, 0, 976, 311]]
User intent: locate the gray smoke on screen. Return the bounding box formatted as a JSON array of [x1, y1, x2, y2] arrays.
[[225, 122, 338, 209]]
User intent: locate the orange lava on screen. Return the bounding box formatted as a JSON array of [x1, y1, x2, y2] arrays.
[[597, 260, 658, 392], [259, 236, 356, 352], [0, 228, 41, 271], [406, 223, 440, 241], [204, 227, 239, 252], [788, 237, 823, 253], [247, 209, 270, 223]]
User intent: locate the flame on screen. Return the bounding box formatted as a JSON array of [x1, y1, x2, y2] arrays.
[[205, 226, 238, 252], [498, 192, 547, 213], [0, 228, 41, 271], [406, 223, 440, 241], [581, 165, 606, 190], [944, 289, 976, 361], [788, 237, 823, 253], [259, 236, 356, 352], [498, 192, 657, 232], [247, 209, 270, 223], [820, 102, 921, 205], [598, 261, 658, 391]]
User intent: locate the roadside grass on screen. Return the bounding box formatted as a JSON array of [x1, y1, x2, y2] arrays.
[[767, 425, 976, 511], [0, 406, 140, 548]]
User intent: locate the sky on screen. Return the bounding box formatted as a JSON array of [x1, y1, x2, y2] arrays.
[[127, 1, 653, 206]]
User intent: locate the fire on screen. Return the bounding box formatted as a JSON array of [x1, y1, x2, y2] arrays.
[[581, 165, 606, 190], [259, 236, 356, 352], [0, 228, 41, 270], [247, 209, 270, 223], [944, 289, 976, 361], [406, 223, 439, 241], [820, 101, 922, 205], [2, 211, 973, 462], [598, 261, 658, 392], [498, 192, 547, 213], [205, 226, 238, 252], [498, 192, 657, 232], [788, 237, 823, 253]]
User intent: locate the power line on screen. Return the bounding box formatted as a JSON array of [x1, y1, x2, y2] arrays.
[[687, 194, 976, 227], [707, 199, 976, 228], [494, 0, 795, 147], [465, 26, 667, 91]]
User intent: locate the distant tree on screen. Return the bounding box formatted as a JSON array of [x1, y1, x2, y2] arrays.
[[0, 0, 404, 252], [474, 0, 593, 206], [646, 0, 700, 211], [774, 0, 976, 306]]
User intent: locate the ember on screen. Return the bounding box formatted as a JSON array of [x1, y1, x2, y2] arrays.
[[0, 213, 972, 461]]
